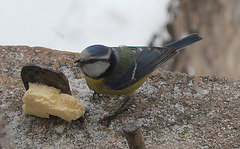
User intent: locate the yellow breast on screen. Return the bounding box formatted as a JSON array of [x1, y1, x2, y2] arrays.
[[84, 75, 150, 95]]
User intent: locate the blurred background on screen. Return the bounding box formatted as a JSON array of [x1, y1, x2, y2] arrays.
[[0, 0, 170, 52], [1, 0, 240, 79]]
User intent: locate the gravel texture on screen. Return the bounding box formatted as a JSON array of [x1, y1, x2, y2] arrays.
[[0, 46, 239, 148]]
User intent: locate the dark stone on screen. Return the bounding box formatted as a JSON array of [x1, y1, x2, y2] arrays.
[[21, 65, 71, 95]]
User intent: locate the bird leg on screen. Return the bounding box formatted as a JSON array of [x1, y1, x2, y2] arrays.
[[92, 91, 99, 100], [92, 91, 103, 102], [102, 96, 133, 126]]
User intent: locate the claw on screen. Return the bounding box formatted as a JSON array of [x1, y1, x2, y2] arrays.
[[92, 91, 99, 99], [91, 92, 103, 103], [101, 96, 134, 126]]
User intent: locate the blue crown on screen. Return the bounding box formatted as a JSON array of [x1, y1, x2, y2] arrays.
[[86, 45, 109, 56]]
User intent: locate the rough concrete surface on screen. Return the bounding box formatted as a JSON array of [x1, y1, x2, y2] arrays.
[[0, 46, 239, 148]]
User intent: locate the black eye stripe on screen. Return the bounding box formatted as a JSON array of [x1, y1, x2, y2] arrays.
[[98, 48, 117, 78], [83, 59, 109, 64]]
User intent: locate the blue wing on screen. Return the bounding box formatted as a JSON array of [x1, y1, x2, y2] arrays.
[[106, 33, 202, 90], [164, 33, 202, 49], [106, 46, 177, 90]]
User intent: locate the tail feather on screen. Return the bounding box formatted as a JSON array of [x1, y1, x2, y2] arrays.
[[164, 33, 202, 50]]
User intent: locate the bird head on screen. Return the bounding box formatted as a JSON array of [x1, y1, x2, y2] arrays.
[[74, 45, 112, 78]]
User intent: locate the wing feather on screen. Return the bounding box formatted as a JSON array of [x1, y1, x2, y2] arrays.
[[105, 34, 202, 90], [107, 46, 177, 90]]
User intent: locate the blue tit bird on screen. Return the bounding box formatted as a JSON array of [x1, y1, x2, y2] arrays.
[[74, 33, 202, 124]]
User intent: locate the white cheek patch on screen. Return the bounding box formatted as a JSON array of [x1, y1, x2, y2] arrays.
[[82, 61, 110, 78]]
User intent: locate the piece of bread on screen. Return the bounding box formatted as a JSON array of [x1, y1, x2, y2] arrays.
[[21, 65, 85, 121], [22, 83, 85, 121]]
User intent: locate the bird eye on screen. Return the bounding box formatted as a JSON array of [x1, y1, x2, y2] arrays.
[[74, 58, 83, 64], [79, 58, 83, 62]]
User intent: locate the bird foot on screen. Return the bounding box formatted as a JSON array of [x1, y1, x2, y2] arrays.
[[101, 97, 135, 126], [91, 92, 103, 103]]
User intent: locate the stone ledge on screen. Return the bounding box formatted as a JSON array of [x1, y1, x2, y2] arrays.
[[0, 46, 239, 148]]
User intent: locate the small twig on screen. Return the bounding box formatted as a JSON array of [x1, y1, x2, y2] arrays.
[[123, 122, 146, 149]]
